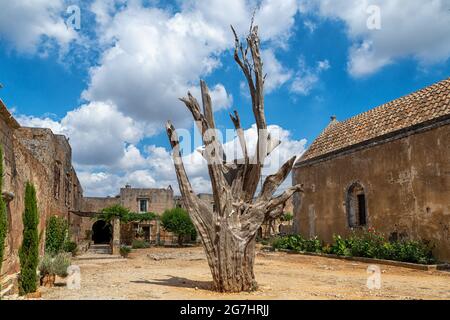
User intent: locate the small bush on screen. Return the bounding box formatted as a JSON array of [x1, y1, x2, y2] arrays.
[[45, 216, 68, 255], [64, 241, 78, 256], [38, 254, 55, 277], [19, 182, 40, 295], [161, 208, 197, 246], [39, 253, 71, 278], [53, 253, 71, 277], [271, 235, 323, 253], [271, 229, 435, 265], [132, 239, 150, 249], [120, 246, 131, 258]]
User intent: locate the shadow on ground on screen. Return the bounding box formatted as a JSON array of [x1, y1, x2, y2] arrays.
[[131, 276, 213, 290]]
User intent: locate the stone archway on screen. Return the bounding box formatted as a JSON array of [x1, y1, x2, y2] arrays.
[[346, 182, 368, 228], [92, 220, 112, 244]]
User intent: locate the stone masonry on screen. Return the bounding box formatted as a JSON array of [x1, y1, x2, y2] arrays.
[[0, 99, 83, 296]]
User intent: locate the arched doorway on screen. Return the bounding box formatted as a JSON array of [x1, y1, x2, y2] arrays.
[[346, 182, 368, 228], [92, 220, 112, 244]]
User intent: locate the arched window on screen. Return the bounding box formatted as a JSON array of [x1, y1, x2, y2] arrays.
[[346, 182, 367, 228]]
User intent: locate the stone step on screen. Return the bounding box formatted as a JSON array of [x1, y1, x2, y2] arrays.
[[75, 254, 123, 261], [87, 244, 112, 254]]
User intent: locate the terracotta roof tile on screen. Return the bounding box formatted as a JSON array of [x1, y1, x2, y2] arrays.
[[298, 77, 450, 164]]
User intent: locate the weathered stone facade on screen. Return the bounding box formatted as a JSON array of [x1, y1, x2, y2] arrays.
[[72, 186, 177, 246], [0, 99, 83, 296], [293, 78, 450, 262]]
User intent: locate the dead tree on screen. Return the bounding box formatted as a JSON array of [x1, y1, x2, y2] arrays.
[[165, 24, 303, 292]]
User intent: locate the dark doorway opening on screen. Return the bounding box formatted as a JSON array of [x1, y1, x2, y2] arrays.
[[92, 220, 112, 244], [357, 194, 367, 226], [346, 182, 368, 228]]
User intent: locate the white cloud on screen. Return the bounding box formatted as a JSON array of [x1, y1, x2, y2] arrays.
[[290, 58, 330, 95], [302, 0, 450, 77], [61, 101, 146, 166], [14, 1, 306, 197], [261, 49, 293, 92], [15, 115, 64, 134], [82, 0, 302, 133], [0, 0, 78, 54], [303, 20, 317, 33]]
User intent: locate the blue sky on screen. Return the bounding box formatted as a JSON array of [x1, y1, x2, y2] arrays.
[[1, 0, 449, 196]]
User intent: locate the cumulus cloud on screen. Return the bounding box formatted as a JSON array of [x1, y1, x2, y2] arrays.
[[290, 58, 330, 95], [16, 115, 65, 134], [262, 49, 293, 92], [14, 0, 307, 196], [302, 0, 450, 77], [82, 0, 302, 132], [0, 0, 78, 54]]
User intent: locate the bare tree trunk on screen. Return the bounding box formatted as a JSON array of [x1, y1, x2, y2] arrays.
[[165, 24, 303, 292]]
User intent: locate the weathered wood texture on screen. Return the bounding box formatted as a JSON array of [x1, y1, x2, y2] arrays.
[[166, 25, 303, 292]]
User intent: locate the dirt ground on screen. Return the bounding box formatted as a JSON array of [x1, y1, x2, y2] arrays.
[[38, 245, 450, 300]]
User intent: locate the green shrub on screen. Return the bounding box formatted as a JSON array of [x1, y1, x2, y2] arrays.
[[97, 205, 158, 224], [280, 212, 294, 222], [271, 235, 322, 253], [0, 146, 8, 277], [38, 253, 71, 278], [330, 235, 352, 256], [53, 253, 71, 277], [161, 208, 197, 246], [63, 241, 78, 256], [38, 254, 55, 277], [19, 182, 40, 295], [132, 239, 150, 249], [45, 216, 68, 255], [120, 246, 131, 258], [270, 229, 435, 265]]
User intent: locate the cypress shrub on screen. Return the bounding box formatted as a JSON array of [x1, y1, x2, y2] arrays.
[[19, 182, 40, 295], [45, 216, 68, 255], [0, 146, 7, 276]]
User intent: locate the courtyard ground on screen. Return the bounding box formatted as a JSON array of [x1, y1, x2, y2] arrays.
[[39, 245, 450, 300]]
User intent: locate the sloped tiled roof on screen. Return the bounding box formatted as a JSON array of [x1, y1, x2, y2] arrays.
[[298, 77, 450, 165]]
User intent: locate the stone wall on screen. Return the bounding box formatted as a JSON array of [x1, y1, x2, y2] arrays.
[[70, 197, 121, 242], [0, 100, 83, 296], [120, 186, 174, 214], [293, 123, 450, 262], [78, 188, 181, 246]]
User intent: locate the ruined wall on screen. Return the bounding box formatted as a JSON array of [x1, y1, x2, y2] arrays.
[[293, 123, 450, 262], [1, 101, 83, 295], [15, 128, 83, 216], [0, 109, 53, 294], [71, 197, 121, 242], [120, 187, 174, 214]]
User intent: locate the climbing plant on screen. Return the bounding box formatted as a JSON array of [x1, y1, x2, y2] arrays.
[[97, 204, 158, 223], [0, 146, 8, 276], [19, 182, 39, 295]]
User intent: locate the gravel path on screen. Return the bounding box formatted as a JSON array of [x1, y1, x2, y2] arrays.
[[35, 246, 450, 300]]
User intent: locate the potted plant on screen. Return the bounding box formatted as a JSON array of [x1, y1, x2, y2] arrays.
[[38, 253, 71, 287], [39, 254, 56, 287]]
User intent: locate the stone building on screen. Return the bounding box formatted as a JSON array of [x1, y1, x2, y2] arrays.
[[293, 77, 450, 262], [0, 99, 83, 296], [70, 185, 176, 247]]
